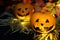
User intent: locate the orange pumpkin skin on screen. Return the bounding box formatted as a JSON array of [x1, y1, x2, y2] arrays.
[[30, 12, 56, 33], [14, 3, 33, 15], [13, 3, 34, 26]]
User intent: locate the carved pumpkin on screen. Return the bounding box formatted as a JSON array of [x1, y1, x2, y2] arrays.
[[14, 3, 34, 27], [30, 12, 56, 33]]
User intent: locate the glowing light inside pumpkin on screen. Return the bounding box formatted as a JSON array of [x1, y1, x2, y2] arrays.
[[20, 22, 30, 26]]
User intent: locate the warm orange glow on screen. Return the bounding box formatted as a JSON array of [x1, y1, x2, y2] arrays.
[[31, 12, 57, 40], [31, 12, 56, 33]]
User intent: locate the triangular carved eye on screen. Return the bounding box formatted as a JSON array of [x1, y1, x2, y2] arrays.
[[25, 8, 28, 10], [36, 19, 39, 22], [46, 19, 49, 23], [18, 8, 21, 11]]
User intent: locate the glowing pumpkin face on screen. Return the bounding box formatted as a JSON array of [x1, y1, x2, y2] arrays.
[[14, 3, 34, 19], [14, 3, 34, 26], [30, 12, 56, 33]]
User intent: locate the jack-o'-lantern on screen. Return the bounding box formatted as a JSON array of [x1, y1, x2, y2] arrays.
[[14, 3, 34, 26], [13, 3, 34, 34], [14, 3, 34, 19], [30, 12, 56, 33]]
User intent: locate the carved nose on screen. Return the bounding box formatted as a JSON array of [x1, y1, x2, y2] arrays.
[[22, 11, 24, 13], [41, 23, 43, 26]]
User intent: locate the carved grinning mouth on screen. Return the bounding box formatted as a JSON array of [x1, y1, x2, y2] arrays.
[[33, 25, 53, 31], [33, 25, 41, 31], [17, 12, 29, 17], [48, 25, 53, 31], [17, 13, 24, 17], [25, 12, 29, 16]]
